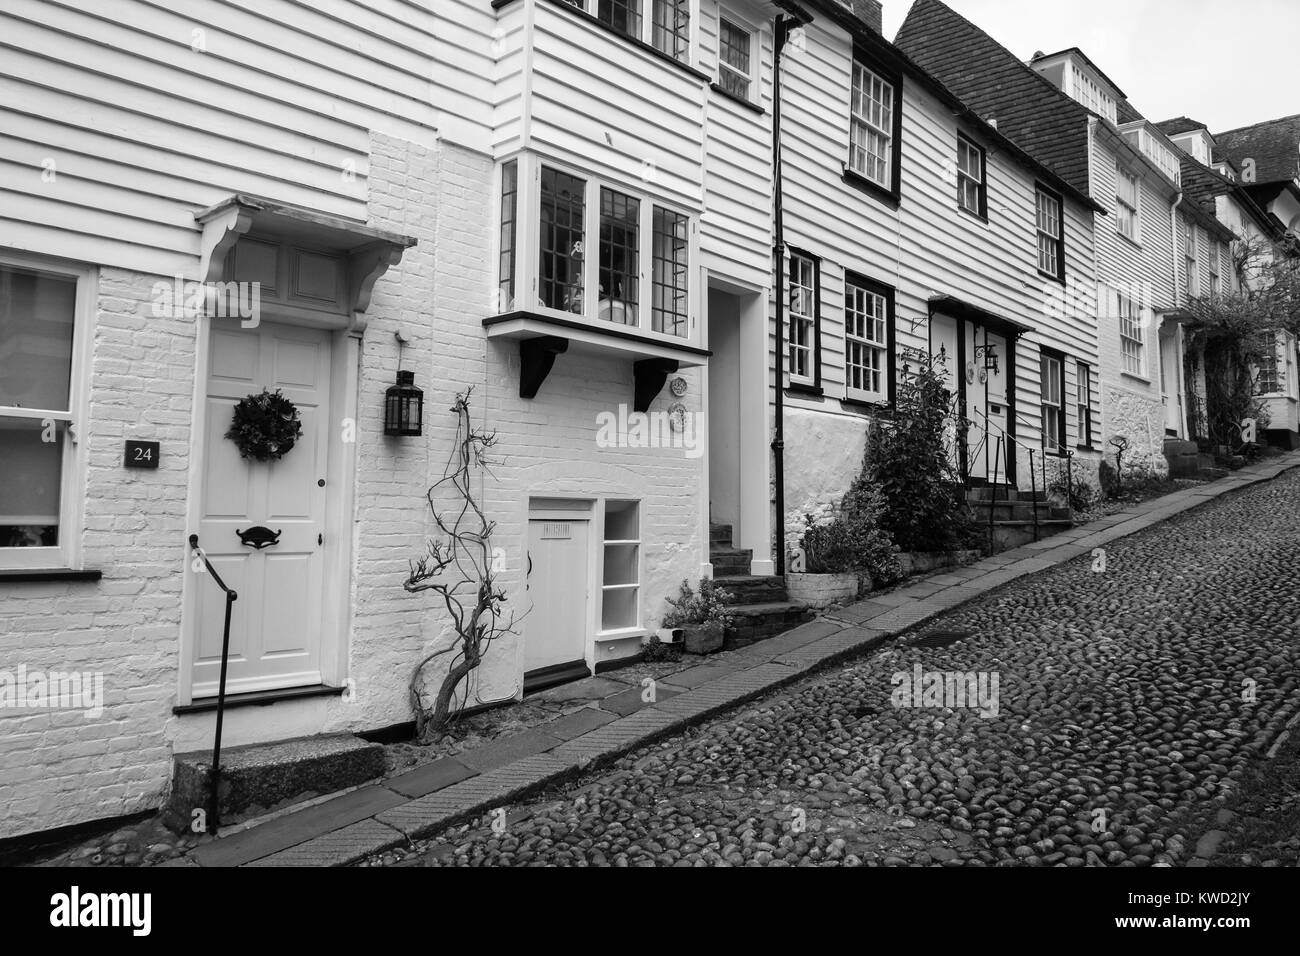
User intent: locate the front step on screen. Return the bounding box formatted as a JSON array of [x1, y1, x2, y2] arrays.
[[1164, 439, 1200, 479], [164, 733, 386, 832], [713, 574, 789, 604], [709, 522, 734, 548], [966, 486, 1046, 503], [710, 547, 752, 576], [724, 601, 815, 649], [985, 519, 1076, 550], [970, 500, 1072, 522]]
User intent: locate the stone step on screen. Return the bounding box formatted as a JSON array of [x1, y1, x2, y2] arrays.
[[966, 486, 1046, 504], [165, 733, 386, 833], [713, 575, 789, 605], [709, 522, 733, 547], [723, 602, 815, 650], [968, 500, 1072, 521], [710, 547, 752, 576]]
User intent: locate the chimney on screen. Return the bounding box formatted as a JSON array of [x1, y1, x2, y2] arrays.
[[853, 0, 884, 34]]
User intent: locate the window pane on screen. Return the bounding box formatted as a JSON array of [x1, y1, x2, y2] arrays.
[[651, 0, 689, 61], [719, 19, 750, 76], [652, 207, 689, 337], [0, 416, 62, 547], [539, 167, 587, 314], [598, 0, 642, 38], [599, 187, 640, 325], [498, 160, 518, 313], [0, 264, 76, 411]]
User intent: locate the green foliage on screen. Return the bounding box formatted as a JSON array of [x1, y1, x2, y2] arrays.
[[864, 355, 978, 552], [1047, 468, 1095, 513], [642, 636, 683, 663], [800, 517, 858, 574], [1098, 460, 1120, 500], [839, 473, 904, 584], [661, 578, 734, 636]]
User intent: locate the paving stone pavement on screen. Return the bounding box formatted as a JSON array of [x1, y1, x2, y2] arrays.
[[179, 453, 1299, 866]]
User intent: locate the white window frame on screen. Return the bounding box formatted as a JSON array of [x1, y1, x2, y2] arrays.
[[788, 252, 817, 386], [1036, 186, 1063, 278], [1116, 166, 1140, 242], [1209, 240, 1221, 300], [848, 61, 894, 188], [1118, 291, 1144, 376], [0, 251, 94, 571], [1184, 220, 1199, 298], [844, 277, 888, 404], [578, 0, 695, 65], [496, 154, 699, 346], [716, 12, 754, 102], [1076, 360, 1092, 447], [956, 134, 984, 216], [1256, 335, 1282, 395], [1040, 353, 1064, 454]]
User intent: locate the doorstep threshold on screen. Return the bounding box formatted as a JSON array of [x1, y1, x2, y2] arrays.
[[173, 683, 345, 715]]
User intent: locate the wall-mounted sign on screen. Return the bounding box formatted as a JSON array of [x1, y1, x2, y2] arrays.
[[124, 440, 160, 469]]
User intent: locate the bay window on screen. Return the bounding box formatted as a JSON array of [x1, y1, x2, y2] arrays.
[[0, 255, 91, 570], [496, 156, 697, 344]]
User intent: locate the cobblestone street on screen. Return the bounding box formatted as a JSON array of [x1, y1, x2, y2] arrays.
[[378, 469, 1300, 867]]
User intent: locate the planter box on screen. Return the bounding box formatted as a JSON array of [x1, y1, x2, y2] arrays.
[[682, 625, 724, 655], [786, 572, 858, 609]]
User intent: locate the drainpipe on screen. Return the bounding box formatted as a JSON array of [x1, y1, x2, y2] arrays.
[[1170, 191, 1186, 438], [772, 13, 790, 576]]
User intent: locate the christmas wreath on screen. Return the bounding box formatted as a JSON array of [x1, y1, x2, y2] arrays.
[[226, 388, 302, 461]]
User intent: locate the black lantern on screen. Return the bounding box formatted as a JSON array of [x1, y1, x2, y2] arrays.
[[384, 370, 423, 436]]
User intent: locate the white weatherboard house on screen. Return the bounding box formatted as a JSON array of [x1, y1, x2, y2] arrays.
[[897, 0, 1236, 480], [775, 1, 1102, 543], [0, 0, 787, 841]]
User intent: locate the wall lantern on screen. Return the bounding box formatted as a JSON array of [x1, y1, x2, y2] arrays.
[[384, 370, 424, 436], [974, 343, 999, 374]]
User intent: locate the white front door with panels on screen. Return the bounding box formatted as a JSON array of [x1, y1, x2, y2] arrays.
[[525, 517, 590, 673], [190, 321, 332, 698], [964, 324, 1010, 482], [1159, 327, 1184, 438]]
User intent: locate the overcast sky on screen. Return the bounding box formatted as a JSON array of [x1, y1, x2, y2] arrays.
[[882, 0, 1296, 134]]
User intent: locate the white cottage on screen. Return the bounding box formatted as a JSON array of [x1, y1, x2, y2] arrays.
[[0, 0, 786, 840]]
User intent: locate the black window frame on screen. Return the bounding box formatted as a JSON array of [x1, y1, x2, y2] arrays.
[[786, 247, 822, 394], [842, 42, 904, 209], [1035, 183, 1066, 284], [955, 132, 988, 221], [841, 270, 896, 410], [1039, 347, 1067, 457]]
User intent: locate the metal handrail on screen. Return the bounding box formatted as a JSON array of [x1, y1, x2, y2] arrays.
[[188, 533, 237, 836]]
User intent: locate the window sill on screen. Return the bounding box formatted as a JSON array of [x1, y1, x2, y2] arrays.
[[786, 381, 823, 397], [1117, 231, 1143, 250], [1120, 371, 1152, 386], [1037, 268, 1066, 286], [841, 396, 890, 413], [1076, 444, 1096, 452], [0, 568, 102, 583], [841, 166, 900, 210], [532, 0, 711, 84], [173, 683, 346, 715], [957, 204, 988, 225], [709, 82, 764, 115]]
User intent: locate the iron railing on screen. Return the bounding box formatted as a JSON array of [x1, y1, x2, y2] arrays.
[[188, 533, 237, 835]]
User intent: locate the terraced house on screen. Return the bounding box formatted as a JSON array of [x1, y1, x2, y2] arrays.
[[773, 0, 1102, 551], [896, 0, 1236, 479], [0, 0, 794, 840]]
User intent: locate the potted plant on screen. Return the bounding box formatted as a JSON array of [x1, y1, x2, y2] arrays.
[[661, 578, 734, 655], [786, 516, 861, 609]]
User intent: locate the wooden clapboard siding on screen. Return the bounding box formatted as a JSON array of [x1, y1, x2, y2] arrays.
[[490, 3, 530, 157], [774, 19, 1099, 460], [700, 1, 774, 290], [0, 0, 488, 276], [526, 1, 704, 210]]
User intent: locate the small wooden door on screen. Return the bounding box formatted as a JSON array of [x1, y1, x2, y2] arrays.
[[1159, 329, 1183, 437], [525, 517, 589, 673], [191, 321, 332, 697], [964, 324, 1010, 482]]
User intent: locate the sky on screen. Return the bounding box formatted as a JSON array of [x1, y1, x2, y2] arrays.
[[881, 0, 1297, 134]]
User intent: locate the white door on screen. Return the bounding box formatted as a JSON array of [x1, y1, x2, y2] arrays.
[[1159, 329, 1183, 437], [964, 324, 1010, 482], [191, 322, 332, 697], [525, 518, 589, 673]]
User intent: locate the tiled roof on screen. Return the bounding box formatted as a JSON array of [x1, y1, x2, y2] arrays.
[[1156, 117, 1208, 137], [1179, 157, 1283, 240], [1215, 114, 1300, 185], [894, 0, 1093, 197]]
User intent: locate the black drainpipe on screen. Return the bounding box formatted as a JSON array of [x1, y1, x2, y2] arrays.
[[772, 13, 790, 576]]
